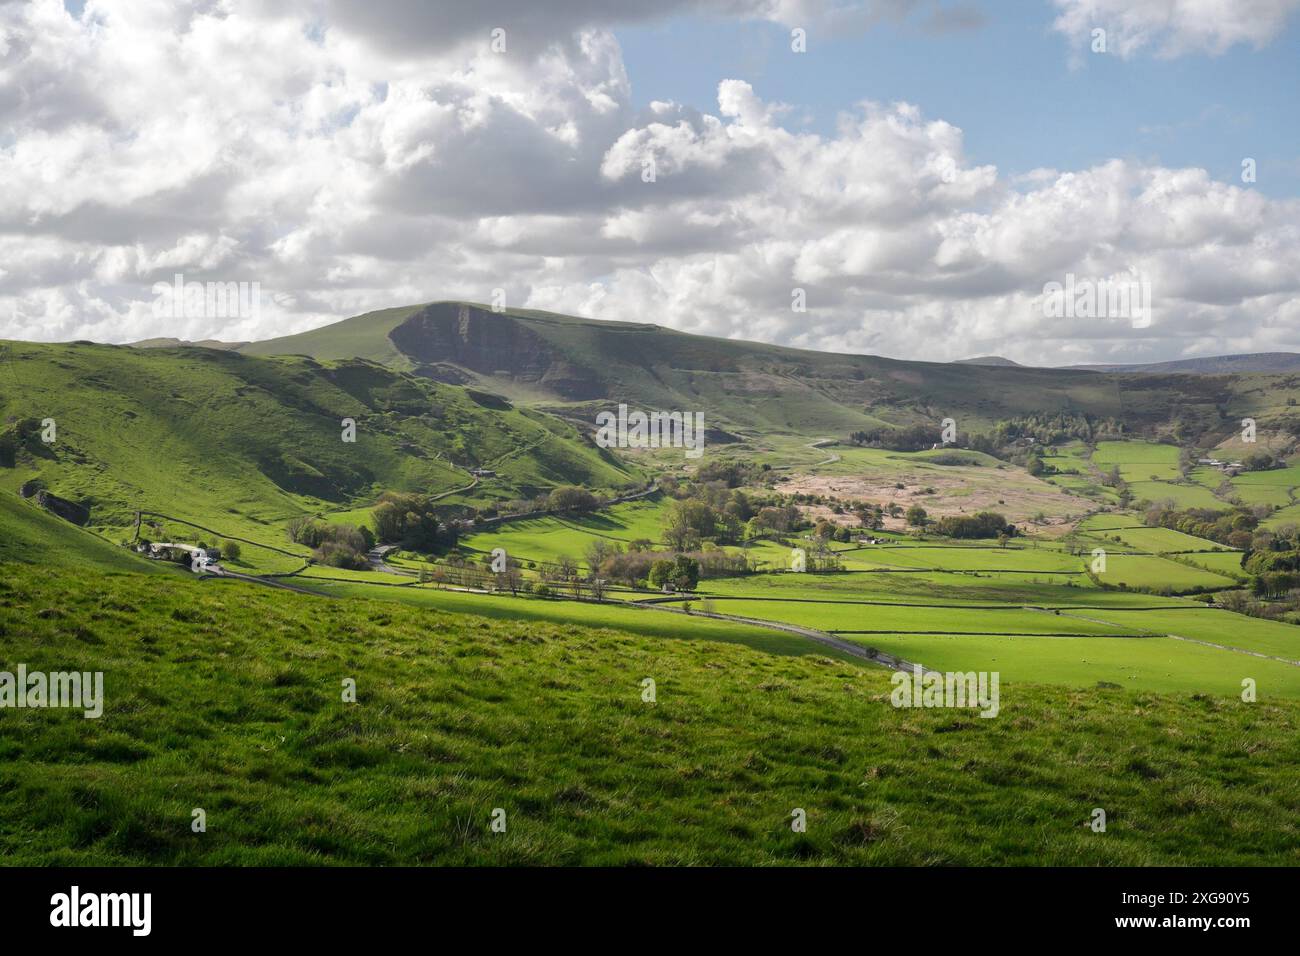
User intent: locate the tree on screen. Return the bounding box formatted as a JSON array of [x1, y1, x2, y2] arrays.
[[647, 557, 699, 591], [548, 486, 599, 513], [498, 564, 523, 596], [663, 499, 714, 551], [585, 539, 622, 574], [286, 515, 315, 544], [648, 559, 676, 590], [906, 505, 928, 528], [650, 554, 700, 591], [220, 540, 242, 562]]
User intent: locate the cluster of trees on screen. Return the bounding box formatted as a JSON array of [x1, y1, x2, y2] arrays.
[[1139, 503, 1300, 613], [849, 414, 1130, 457], [930, 511, 1016, 540], [648, 555, 702, 591], [658, 484, 776, 550], [658, 484, 843, 551], [581, 538, 737, 591], [1219, 587, 1300, 620], [812, 517, 855, 543], [981, 413, 1129, 448], [1142, 504, 1267, 550], [902, 506, 1016, 542], [371, 492, 459, 551], [691, 459, 769, 488], [795, 537, 846, 572], [546, 485, 600, 514], [1243, 549, 1300, 599], [1241, 452, 1286, 472], [848, 424, 943, 453], [287, 517, 374, 569], [1244, 550, 1300, 575]]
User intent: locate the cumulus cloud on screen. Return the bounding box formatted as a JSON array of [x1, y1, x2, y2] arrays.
[[0, 0, 1296, 367], [1051, 0, 1300, 59], [304, 0, 978, 56]]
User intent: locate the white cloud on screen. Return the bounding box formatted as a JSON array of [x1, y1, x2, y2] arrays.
[[0, 0, 1296, 368], [1052, 0, 1300, 59]]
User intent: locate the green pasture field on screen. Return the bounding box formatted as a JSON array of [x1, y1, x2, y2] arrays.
[[1080, 525, 1231, 554], [1232, 484, 1295, 507], [658, 597, 1146, 637], [1092, 441, 1181, 481], [1263, 502, 1300, 530], [458, 498, 671, 567], [692, 570, 1187, 609], [297, 577, 849, 659], [1126, 481, 1224, 509], [1189, 466, 1227, 489], [1232, 463, 1300, 489], [1038, 442, 1092, 472], [1076, 513, 1141, 531], [847, 633, 1300, 697], [1226, 464, 1300, 507], [853, 545, 1085, 572], [1171, 551, 1245, 577], [1093, 554, 1236, 591], [319, 506, 379, 532], [1076, 607, 1300, 661]]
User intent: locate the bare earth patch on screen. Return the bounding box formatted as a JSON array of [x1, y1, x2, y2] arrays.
[[779, 463, 1088, 537]]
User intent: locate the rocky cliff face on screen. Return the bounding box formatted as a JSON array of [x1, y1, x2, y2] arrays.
[[25, 488, 90, 526], [387, 303, 607, 399]]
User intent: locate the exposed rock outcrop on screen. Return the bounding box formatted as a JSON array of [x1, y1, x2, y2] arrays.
[[28, 489, 90, 526], [388, 302, 607, 400]]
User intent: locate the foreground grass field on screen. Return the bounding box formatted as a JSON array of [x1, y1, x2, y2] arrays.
[[2, 565, 1297, 866]]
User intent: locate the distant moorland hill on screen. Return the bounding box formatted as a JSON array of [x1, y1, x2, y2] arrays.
[[239, 301, 1300, 440]]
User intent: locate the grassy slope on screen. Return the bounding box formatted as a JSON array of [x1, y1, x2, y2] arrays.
[[1, 565, 1296, 866], [0, 493, 159, 574], [238, 305, 420, 365], [237, 301, 1290, 437], [0, 341, 636, 554]]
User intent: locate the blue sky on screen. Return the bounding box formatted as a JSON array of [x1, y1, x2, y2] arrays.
[[618, 2, 1300, 197]]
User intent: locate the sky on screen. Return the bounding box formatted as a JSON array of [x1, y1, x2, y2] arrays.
[[0, 0, 1298, 366]]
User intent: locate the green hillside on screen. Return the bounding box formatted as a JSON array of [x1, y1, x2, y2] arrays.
[[0, 492, 158, 573], [3, 564, 1296, 866], [237, 301, 1297, 439], [239, 305, 422, 365], [0, 341, 638, 548]]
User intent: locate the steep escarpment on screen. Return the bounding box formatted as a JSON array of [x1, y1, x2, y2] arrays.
[[389, 303, 607, 400], [239, 300, 1297, 440]]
